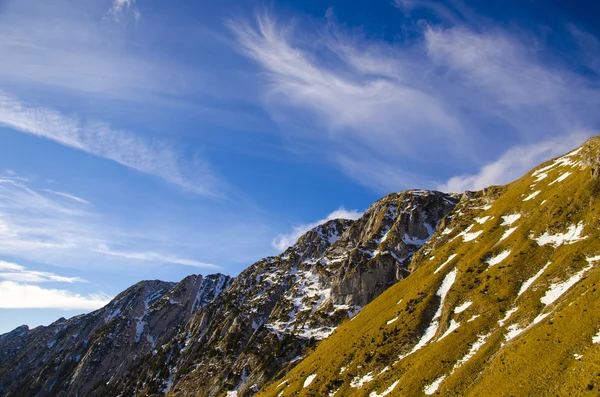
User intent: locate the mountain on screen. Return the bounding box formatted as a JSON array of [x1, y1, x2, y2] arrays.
[[3, 136, 599, 397], [255, 137, 600, 397], [0, 189, 455, 397]]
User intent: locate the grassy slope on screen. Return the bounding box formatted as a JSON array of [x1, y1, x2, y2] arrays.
[[256, 137, 600, 397]]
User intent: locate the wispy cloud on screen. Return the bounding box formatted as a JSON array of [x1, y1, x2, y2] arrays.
[[0, 281, 111, 309], [272, 207, 362, 251], [0, 173, 220, 271], [107, 0, 141, 23], [0, 260, 86, 283], [0, 91, 221, 196], [230, 9, 600, 193], [94, 245, 221, 270]]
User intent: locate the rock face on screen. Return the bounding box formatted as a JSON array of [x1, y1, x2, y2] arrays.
[[0, 190, 457, 397]]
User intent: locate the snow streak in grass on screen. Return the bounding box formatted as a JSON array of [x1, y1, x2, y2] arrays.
[[486, 250, 511, 268], [523, 191, 540, 201], [498, 307, 518, 327], [454, 301, 472, 314], [593, 329, 600, 344], [500, 227, 518, 242], [505, 323, 525, 341], [369, 380, 400, 397], [518, 262, 551, 296], [474, 216, 491, 224], [303, 374, 317, 388], [549, 171, 572, 185], [386, 316, 399, 325], [350, 372, 374, 388], [533, 222, 586, 247], [438, 319, 460, 341], [501, 214, 521, 226], [434, 254, 457, 274], [424, 375, 446, 395], [403, 269, 457, 357], [540, 263, 592, 306]]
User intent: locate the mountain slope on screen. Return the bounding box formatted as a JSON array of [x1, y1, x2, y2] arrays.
[[255, 137, 600, 397], [0, 275, 231, 397], [118, 190, 457, 396], [0, 190, 456, 397]]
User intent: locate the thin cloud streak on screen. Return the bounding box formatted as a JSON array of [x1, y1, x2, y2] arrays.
[[0, 91, 221, 196], [230, 10, 600, 193], [0, 260, 87, 283], [94, 245, 221, 270]]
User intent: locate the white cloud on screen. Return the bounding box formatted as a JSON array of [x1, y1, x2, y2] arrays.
[[0, 260, 87, 283], [108, 0, 140, 23], [272, 207, 362, 251], [230, 11, 600, 193], [0, 91, 220, 196], [94, 245, 221, 270], [437, 132, 590, 192], [42, 190, 91, 205], [0, 281, 111, 309]]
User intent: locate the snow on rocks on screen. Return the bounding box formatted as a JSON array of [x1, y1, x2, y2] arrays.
[[485, 250, 511, 268], [350, 372, 374, 388], [434, 254, 457, 274], [533, 222, 587, 247], [523, 191, 540, 201], [501, 214, 521, 226], [303, 374, 317, 388], [540, 263, 593, 306], [369, 380, 400, 397], [402, 269, 457, 357], [518, 262, 551, 296], [454, 301, 472, 314]]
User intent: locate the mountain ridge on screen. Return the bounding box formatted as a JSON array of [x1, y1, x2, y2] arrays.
[[1, 137, 598, 397]]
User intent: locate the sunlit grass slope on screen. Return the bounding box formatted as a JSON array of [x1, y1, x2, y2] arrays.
[[256, 136, 600, 397]]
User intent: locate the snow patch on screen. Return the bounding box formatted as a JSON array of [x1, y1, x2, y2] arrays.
[[434, 254, 457, 274], [402, 268, 457, 357], [350, 372, 374, 388], [540, 263, 592, 306], [593, 329, 600, 344], [303, 374, 317, 388], [454, 301, 472, 314], [518, 262, 551, 296], [474, 216, 491, 224], [486, 250, 511, 267], [549, 171, 572, 185], [501, 214, 521, 226], [386, 316, 399, 325], [505, 323, 525, 341], [499, 227, 518, 242], [424, 375, 446, 395], [438, 319, 460, 341], [523, 191, 540, 201], [498, 307, 518, 327], [369, 380, 400, 397], [533, 222, 587, 247]]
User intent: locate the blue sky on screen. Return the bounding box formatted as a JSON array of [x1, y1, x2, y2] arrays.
[[0, 0, 599, 333]]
